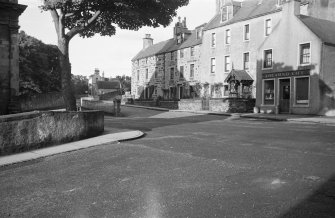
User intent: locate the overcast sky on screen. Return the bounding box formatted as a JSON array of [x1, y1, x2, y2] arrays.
[[18, 0, 216, 78]]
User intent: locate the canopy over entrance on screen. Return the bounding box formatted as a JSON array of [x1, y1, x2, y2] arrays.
[[224, 69, 254, 98]]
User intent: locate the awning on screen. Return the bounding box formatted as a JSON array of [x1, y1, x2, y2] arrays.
[[224, 69, 254, 83]]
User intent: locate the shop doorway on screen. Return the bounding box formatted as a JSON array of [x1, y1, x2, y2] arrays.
[[279, 79, 290, 113]]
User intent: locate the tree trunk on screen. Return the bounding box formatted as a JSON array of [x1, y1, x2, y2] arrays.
[[58, 38, 76, 111]]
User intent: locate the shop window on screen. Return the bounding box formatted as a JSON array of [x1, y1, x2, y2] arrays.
[[295, 77, 309, 105], [300, 43, 311, 65], [264, 80, 275, 105]]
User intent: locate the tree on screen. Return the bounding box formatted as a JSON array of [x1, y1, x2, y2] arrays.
[[41, 0, 189, 111], [19, 31, 61, 96], [72, 75, 88, 95], [116, 75, 131, 92]]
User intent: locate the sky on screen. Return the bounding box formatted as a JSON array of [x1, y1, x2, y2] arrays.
[[18, 0, 216, 78]]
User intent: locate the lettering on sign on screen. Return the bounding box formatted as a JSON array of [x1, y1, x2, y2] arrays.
[[263, 70, 310, 79]]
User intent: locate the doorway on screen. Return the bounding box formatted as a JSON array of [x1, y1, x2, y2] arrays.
[[279, 79, 290, 113]]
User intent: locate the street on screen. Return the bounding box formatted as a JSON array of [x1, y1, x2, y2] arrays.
[[1, 106, 335, 218]]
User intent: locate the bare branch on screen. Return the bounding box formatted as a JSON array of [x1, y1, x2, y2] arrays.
[[66, 10, 102, 40]]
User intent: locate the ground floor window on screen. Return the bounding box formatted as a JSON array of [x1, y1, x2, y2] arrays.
[[295, 77, 309, 105], [264, 80, 275, 105]]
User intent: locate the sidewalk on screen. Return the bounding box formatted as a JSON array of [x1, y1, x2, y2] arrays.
[[0, 130, 144, 167], [123, 105, 335, 124]]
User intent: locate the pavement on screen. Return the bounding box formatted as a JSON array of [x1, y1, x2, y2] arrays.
[[124, 104, 335, 124], [0, 130, 144, 167]]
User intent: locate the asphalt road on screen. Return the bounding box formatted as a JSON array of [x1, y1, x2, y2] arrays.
[[1, 106, 335, 218]]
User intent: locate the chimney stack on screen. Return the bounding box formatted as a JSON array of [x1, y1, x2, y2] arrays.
[[283, 0, 300, 16], [143, 34, 153, 50]]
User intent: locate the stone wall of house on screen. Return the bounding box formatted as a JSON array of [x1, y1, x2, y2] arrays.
[[0, 0, 26, 115], [0, 110, 104, 155], [178, 99, 202, 111]]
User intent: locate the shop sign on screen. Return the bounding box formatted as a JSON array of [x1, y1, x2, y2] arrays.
[[263, 70, 310, 79]]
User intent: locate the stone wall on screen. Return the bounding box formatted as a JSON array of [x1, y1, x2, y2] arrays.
[[178, 99, 202, 111], [133, 100, 179, 109], [0, 110, 104, 155], [81, 99, 119, 115], [20, 92, 65, 112], [210, 98, 255, 113], [0, 0, 26, 115]]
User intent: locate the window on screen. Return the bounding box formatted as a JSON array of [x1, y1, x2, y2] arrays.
[[170, 67, 174, 80], [263, 49, 273, 68], [221, 7, 228, 22], [264, 80, 275, 105], [225, 56, 231, 72], [224, 85, 229, 96], [265, 19, 272, 36], [190, 64, 195, 78], [190, 47, 195, 57], [137, 70, 140, 81], [180, 66, 184, 78], [244, 24, 250, 41], [243, 52, 250, 70], [211, 58, 216, 74], [155, 67, 158, 79], [300, 43, 311, 65], [295, 77, 309, 105], [171, 52, 175, 60], [225, 29, 231, 44], [180, 49, 184, 58], [146, 58, 148, 64], [211, 33, 216, 47], [145, 69, 149, 80], [196, 29, 202, 40]]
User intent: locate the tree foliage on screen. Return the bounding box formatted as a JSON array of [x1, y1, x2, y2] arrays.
[[19, 31, 61, 96], [115, 75, 131, 92], [72, 74, 88, 95]]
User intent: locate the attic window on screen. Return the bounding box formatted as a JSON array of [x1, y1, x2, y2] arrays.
[[221, 6, 233, 22]]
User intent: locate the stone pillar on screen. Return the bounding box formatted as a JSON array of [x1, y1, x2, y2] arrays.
[[0, 0, 26, 115]]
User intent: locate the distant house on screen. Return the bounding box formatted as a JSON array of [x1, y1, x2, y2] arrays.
[[88, 69, 122, 100]]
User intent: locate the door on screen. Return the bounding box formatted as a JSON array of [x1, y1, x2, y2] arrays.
[[279, 79, 290, 113]]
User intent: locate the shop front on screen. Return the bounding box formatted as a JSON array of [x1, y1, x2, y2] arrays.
[[260, 69, 313, 114]]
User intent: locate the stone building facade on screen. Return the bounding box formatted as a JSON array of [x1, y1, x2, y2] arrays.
[[0, 0, 26, 115], [131, 0, 335, 115]]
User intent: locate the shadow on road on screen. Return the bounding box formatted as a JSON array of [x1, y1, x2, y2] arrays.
[[104, 114, 229, 132], [281, 174, 335, 217]]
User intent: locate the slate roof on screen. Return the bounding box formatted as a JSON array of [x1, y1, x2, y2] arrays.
[[224, 69, 254, 83], [97, 81, 121, 90], [299, 15, 335, 45], [204, 0, 280, 31], [132, 23, 206, 61]]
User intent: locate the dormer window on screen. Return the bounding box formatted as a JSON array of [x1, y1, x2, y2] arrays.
[[221, 6, 233, 22]]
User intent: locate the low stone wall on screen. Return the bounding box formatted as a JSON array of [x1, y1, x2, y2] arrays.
[[210, 98, 255, 113], [133, 100, 179, 109], [20, 92, 65, 112], [0, 110, 104, 155], [178, 99, 202, 111], [81, 99, 120, 115]]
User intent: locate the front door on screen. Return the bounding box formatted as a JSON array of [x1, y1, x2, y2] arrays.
[[279, 79, 290, 113]]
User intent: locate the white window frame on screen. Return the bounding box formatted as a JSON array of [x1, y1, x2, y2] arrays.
[[190, 46, 195, 57], [224, 55, 231, 72], [243, 52, 250, 71], [180, 66, 184, 78], [298, 42, 312, 66], [145, 68, 149, 80], [225, 29, 231, 45], [263, 48, 273, 70], [211, 32, 216, 48], [180, 49, 184, 59], [262, 79, 276, 106], [294, 76, 310, 107], [265, 18, 272, 36], [190, 64, 195, 79], [211, 58, 216, 74], [243, 24, 250, 41]]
